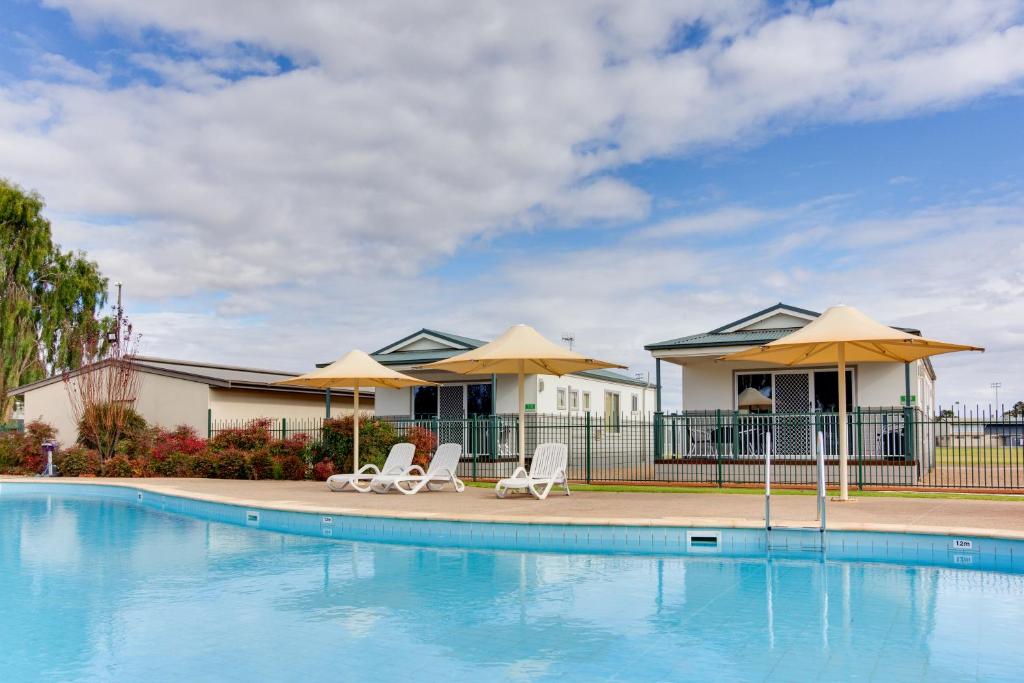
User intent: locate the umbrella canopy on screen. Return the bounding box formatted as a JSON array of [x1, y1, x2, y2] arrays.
[[420, 324, 626, 467], [720, 304, 982, 499], [275, 350, 432, 473], [737, 387, 772, 410], [721, 304, 982, 365]]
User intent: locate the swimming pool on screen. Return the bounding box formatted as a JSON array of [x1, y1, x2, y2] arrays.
[[2, 483, 1022, 682]]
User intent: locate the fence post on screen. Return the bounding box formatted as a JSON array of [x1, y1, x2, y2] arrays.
[[207, 408, 212, 439], [715, 408, 723, 487], [490, 413, 498, 463], [585, 412, 592, 484], [471, 416, 478, 482], [654, 411, 663, 460], [905, 406, 915, 465], [281, 417, 287, 441], [856, 407, 863, 491]]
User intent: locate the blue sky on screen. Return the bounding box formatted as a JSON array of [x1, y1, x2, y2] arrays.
[[2, 0, 1023, 408]]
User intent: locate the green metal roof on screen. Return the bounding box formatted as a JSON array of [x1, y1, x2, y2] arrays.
[[645, 328, 802, 351], [366, 329, 650, 387], [645, 302, 922, 351], [370, 328, 486, 355], [709, 302, 820, 333]]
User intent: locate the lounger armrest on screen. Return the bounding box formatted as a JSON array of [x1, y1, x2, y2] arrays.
[[403, 465, 426, 476], [357, 463, 381, 475], [508, 466, 529, 480]]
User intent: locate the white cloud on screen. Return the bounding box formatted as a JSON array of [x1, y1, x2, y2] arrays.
[[2, 0, 1023, 409]]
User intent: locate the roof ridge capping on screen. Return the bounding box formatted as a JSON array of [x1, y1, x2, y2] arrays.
[[132, 356, 302, 377]]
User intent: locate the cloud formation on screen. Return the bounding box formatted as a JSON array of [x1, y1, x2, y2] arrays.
[[1, 1, 1022, 405]]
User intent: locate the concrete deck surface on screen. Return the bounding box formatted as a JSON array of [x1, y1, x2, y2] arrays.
[[5, 477, 1023, 540]]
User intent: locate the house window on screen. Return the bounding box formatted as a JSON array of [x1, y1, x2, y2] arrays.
[[557, 388, 567, 410], [605, 391, 621, 432], [413, 385, 438, 419], [736, 373, 773, 413], [570, 390, 579, 411], [467, 383, 492, 417], [631, 394, 639, 412], [582, 392, 591, 412]]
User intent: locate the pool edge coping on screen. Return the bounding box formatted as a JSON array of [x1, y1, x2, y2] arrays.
[[4, 477, 1024, 542]]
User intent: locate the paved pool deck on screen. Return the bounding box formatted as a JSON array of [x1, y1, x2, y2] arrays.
[[5, 477, 1024, 540]]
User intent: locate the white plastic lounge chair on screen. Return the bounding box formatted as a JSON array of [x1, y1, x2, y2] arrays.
[[371, 443, 465, 495], [495, 442, 569, 500], [326, 442, 415, 492]]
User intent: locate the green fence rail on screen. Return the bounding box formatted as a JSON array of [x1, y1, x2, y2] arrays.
[[208, 406, 1024, 490], [1, 421, 24, 434]]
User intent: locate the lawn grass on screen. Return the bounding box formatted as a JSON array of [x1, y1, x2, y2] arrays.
[[464, 480, 1024, 501], [935, 447, 1023, 465]]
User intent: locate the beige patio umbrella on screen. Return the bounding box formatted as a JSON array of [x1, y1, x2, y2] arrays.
[[419, 324, 626, 468], [275, 350, 433, 473], [720, 304, 982, 500], [737, 387, 773, 412]]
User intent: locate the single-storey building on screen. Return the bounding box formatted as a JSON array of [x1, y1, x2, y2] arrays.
[[645, 303, 937, 416], [356, 328, 655, 420], [9, 356, 368, 446]]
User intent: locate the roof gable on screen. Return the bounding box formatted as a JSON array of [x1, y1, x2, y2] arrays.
[[712, 303, 819, 333], [372, 329, 485, 356], [645, 303, 924, 353]]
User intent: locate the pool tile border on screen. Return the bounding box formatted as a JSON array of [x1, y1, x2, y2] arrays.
[[2, 480, 1023, 573]]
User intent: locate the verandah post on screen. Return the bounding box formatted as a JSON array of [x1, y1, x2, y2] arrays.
[[207, 408, 212, 439]]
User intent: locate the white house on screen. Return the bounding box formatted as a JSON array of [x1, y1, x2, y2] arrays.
[[645, 303, 937, 416], [10, 357, 368, 446], [362, 329, 655, 419]]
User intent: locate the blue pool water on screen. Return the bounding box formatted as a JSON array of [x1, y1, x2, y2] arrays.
[[2, 485, 1023, 682]]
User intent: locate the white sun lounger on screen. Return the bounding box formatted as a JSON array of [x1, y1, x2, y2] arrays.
[[495, 442, 570, 500], [371, 443, 465, 495], [326, 442, 415, 492]]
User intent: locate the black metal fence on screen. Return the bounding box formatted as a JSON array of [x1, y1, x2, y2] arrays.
[[208, 406, 1024, 491]]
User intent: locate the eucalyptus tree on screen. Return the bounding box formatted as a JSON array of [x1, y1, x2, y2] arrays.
[[0, 179, 109, 421]]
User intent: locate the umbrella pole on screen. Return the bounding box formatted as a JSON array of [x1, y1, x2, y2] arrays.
[[518, 364, 526, 469], [837, 346, 849, 501], [353, 385, 360, 475]]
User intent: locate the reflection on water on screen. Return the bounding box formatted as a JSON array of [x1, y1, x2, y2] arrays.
[[2, 495, 1022, 682]]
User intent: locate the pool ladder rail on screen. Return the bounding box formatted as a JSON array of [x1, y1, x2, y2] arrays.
[[764, 432, 827, 552]]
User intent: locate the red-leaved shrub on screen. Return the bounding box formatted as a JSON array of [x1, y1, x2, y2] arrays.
[[209, 418, 273, 452], [20, 420, 56, 473], [405, 425, 438, 468], [102, 455, 134, 478], [276, 455, 307, 480], [152, 425, 207, 461], [215, 448, 250, 479], [55, 446, 100, 477], [247, 450, 274, 480], [312, 458, 335, 481]]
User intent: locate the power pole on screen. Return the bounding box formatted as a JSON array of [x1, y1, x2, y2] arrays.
[[115, 282, 123, 350]]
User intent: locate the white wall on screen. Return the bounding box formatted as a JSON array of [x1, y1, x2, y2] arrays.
[[533, 374, 655, 416], [209, 388, 359, 422], [23, 371, 211, 446], [680, 359, 931, 411], [21, 380, 79, 446], [371, 373, 653, 417], [374, 386, 410, 416]]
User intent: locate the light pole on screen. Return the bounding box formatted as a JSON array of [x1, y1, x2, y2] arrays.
[[991, 382, 1002, 416]]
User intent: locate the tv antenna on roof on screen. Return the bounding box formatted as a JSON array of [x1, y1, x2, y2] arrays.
[[561, 333, 575, 352]]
